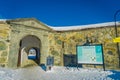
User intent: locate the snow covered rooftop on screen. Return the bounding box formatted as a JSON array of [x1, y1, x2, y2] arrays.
[[51, 22, 120, 31], [1, 18, 120, 32], [0, 19, 8, 23], [0, 19, 7, 21]]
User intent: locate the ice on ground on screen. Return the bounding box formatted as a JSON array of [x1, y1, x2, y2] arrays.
[[0, 66, 119, 80]]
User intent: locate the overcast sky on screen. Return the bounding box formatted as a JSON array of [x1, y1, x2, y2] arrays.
[[0, 0, 120, 26]]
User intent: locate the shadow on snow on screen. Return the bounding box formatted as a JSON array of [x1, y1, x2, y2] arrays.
[[108, 70, 120, 80]]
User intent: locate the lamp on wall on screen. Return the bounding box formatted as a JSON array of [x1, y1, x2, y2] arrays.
[[83, 36, 91, 45], [114, 9, 120, 68]]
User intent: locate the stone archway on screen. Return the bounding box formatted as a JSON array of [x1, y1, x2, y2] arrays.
[[17, 35, 41, 67]]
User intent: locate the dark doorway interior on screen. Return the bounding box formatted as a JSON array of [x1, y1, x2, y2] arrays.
[[64, 54, 77, 67], [28, 47, 40, 64]]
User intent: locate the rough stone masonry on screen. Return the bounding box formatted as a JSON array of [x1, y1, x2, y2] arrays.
[[0, 18, 120, 69]]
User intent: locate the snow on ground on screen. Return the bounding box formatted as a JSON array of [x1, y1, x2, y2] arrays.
[[0, 66, 119, 80]]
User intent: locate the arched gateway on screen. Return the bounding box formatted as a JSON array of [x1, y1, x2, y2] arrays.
[[17, 35, 41, 67]]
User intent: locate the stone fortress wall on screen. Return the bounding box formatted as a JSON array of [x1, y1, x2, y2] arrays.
[[0, 22, 10, 67], [49, 26, 120, 69], [0, 18, 120, 69]]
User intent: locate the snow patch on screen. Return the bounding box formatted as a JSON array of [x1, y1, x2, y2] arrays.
[[51, 22, 120, 31], [0, 66, 118, 80]]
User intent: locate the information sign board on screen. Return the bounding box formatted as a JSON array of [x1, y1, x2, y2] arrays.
[[76, 44, 103, 64]]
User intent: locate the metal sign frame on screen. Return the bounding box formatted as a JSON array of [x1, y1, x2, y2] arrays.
[[76, 44, 105, 71]]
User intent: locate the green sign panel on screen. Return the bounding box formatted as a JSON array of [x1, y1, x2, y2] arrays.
[[77, 44, 103, 64]]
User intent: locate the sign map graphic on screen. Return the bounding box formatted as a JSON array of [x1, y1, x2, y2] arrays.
[[77, 45, 103, 64]]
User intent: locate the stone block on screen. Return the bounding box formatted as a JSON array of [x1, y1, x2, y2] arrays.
[[0, 41, 6, 50], [0, 57, 6, 63], [1, 51, 8, 56]]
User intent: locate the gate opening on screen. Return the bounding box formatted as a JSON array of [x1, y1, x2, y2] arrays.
[[17, 35, 41, 67]]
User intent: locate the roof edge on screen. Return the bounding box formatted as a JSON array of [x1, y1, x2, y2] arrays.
[[50, 21, 120, 31], [6, 18, 53, 30]]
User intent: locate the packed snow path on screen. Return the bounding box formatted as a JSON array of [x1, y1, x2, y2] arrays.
[[0, 66, 119, 80]]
